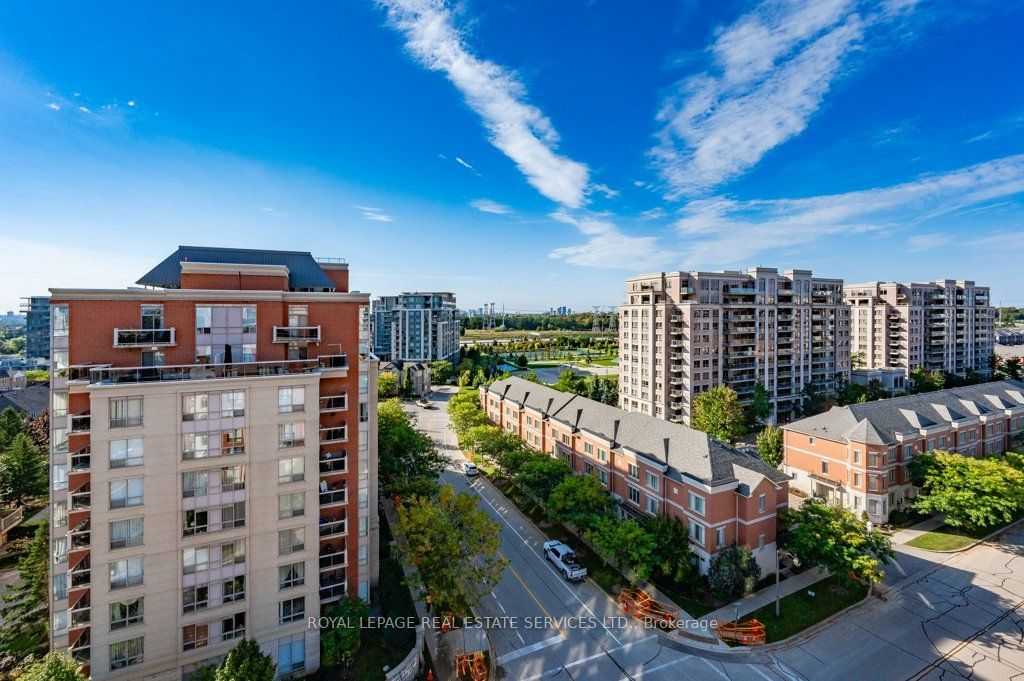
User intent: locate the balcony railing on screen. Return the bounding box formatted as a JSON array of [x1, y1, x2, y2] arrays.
[[319, 488, 347, 506], [71, 447, 91, 472], [320, 426, 347, 444], [70, 486, 91, 511], [320, 516, 346, 538], [69, 558, 91, 588], [84, 358, 322, 385], [114, 328, 176, 347], [70, 413, 91, 434], [319, 548, 347, 570], [319, 454, 347, 474], [320, 395, 348, 412], [273, 326, 321, 343]]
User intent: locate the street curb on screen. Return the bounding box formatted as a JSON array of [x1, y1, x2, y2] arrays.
[[902, 517, 1024, 554]]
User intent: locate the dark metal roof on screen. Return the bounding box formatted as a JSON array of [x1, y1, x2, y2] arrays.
[[135, 246, 335, 290], [0, 384, 49, 418]]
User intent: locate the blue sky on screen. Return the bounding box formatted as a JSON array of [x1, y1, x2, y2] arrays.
[[1, 0, 1022, 314]]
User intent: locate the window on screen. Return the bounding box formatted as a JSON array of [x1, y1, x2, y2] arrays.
[[359, 544, 368, 565], [279, 597, 305, 624], [868, 453, 879, 467], [109, 557, 143, 590], [852, 450, 861, 464], [646, 497, 659, 514], [222, 612, 246, 641], [182, 433, 209, 460], [52, 464, 68, 491], [821, 460, 830, 474], [52, 392, 68, 418], [110, 597, 144, 630], [279, 528, 304, 556], [222, 576, 246, 604], [222, 391, 245, 417], [221, 539, 246, 566], [241, 343, 256, 361], [584, 462, 594, 475], [808, 437, 816, 445], [53, 610, 68, 635], [584, 442, 593, 455], [183, 586, 209, 613], [715, 527, 726, 548], [646, 471, 659, 491], [109, 636, 144, 671], [689, 492, 706, 515], [288, 304, 308, 327], [279, 422, 305, 448], [222, 428, 245, 455], [52, 305, 69, 337], [52, 502, 67, 528], [689, 521, 705, 544], [182, 394, 208, 421], [53, 573, 68, 601], [279, 561, 305, 590], [141, 304, 163, 330], [627, 463, 639, 479], [279, 387, 306, 413], [109, 438, 144, 469], [628, 486, 640, 505], [279, 457, 305, 484], [183, 470, 209, 498], [561, 433, 570, 445], [854, 472, 862, 487], [183, 546, 210, 574], [221, 502, 245, 530], [598, 469, 608, 485], [183, 623, 209, 651], [110, 517, 144, 550], [278, 492, 305, 519], [196, 306, 212, 333], [758, 534, 766, 550], [183, 509, 209, 536], [758, 493, 766, 513], [597, 449, 607, 463], [279, 636, 305, 675], [109, 397, 143, 428], [196, 344, 213, 363], [110, 478, 144, 509], [52, 428, 68, 454], [242, 306, 257, 333]]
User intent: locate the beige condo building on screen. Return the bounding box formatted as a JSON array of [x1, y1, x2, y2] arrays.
[[845, 280, 994, 381], [619, 268, 851, 425]]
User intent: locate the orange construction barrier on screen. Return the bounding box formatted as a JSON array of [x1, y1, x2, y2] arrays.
[[453, 651, 487, 681], [619, 587, 679, 628], [717, 619, 767, 646]]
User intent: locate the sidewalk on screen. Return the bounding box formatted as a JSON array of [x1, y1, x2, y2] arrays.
[[700, 567, 829, 626], [888, 514, 945, 545]]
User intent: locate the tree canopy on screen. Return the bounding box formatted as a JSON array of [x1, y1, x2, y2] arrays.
[[781, 499, 893, 585], [0, 523, 48, 658], [691, 386, 746, 443], [545, 473, 616, 535], [321, 597, 371, 667], [378, 399, 447, 496], [0, 433, 47, 506], [910, 451, 1024, 530], [756, 425, 784, 468], [707, 543, 761, 598], [378, 371, 400, 399], [216, 638, 276, 681], [17, 651, 88, 681]]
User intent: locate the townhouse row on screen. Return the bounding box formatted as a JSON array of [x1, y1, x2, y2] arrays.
[[481, 377, 789, 575]]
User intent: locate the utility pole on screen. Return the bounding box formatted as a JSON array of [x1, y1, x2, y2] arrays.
[[592, 306, 602, 332]]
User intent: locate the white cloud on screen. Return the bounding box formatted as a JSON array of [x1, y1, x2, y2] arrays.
[[670, 154, 1024, 266], [590, 183, 620, 199], [380, 0, 590, 208], [46, 102, 60, 111], [470, 198, 513, 215], [78, 106, 91, 114], [455, 156, 474, 170], [260, 207, 289, 218], [354, 205, 395, 222], [906, 232, 953, 251], [548, 210, 676, 270], [127, 100, 136, 107], [652, 0, 916, 197]]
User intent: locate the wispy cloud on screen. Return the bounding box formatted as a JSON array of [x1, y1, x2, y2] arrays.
[[354, 204, 395, 222], [379, 0, 590, 208], [670, 154, 1024, 266], [591, 183, 620, 199], [548, 210, 676, 270], [455, 156, 475, 170], [470, 198, 513, 215], [260, 207, 289, 219], [45, 102, 60, 111], [652, 0, 917, 197]]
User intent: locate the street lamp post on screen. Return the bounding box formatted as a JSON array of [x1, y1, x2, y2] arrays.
[[775, 548, 799, 618]]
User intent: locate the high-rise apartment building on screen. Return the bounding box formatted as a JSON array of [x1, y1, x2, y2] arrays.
[[619, 268, 850, 425], [48, 246, 378, 679], [845, 280, 994, 380], [21, 295, 51, 361], [371, 292, 460, 363]]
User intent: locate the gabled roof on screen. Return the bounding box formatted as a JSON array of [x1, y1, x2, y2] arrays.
[[136, 246, 335, 290], [483, 376, 788, 487], [0, 383, 48, 418], [785, 379, 1024, 444]]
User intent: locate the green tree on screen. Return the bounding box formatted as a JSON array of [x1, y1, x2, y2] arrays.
[[515, 354, 529, 368], [590, 518, 656, 579], [850, 351, 866, 370], [216, 638, 276, 681], [514, 457, 572, 503], [553, 369, 586, 395], [17, 651, 88, 681], [450, 400, 489, 436], [707, 543, 761, 598], [0, 406, 23, 451], [394, 485, 506, 614], [0, 433, 47, 505], [377, 399, 447, 496], [523, 369, 541, 383], [0, 523, 49, 658], [461, 425, 526, 470], [23, 369, 50, 385], [995, 356, 1023, 381], [909, 452, 1024, 530], [546, 473, 615, 535], [748, 381, 773, 426], [641, 515, 700, 587], [457, 370, 471, 388], [378, 371, 399, 399], [321, 596, 370, 667], [691, 386, 746, 443], [781, 499, 894, 586], [428, 360, 455, 384], [756, 425, 784, 468]]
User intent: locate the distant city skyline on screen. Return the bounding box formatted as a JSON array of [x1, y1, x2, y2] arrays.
[[2, 2, 1024, 313]]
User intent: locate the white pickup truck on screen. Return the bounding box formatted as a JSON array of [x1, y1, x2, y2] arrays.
[[543, 540, 587, 582]]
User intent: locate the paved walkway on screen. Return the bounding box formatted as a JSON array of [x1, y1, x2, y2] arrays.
[[700, 567, 830, 626], [889, 514, 945, 545]]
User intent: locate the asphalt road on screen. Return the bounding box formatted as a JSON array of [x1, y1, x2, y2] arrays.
[[408, 387, 799, 681]]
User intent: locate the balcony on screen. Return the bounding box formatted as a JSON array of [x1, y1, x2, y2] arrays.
[[114, 328, 176, 348], [70, 485, 91, 511], [319, 546, 347, 570], [320, 426, 348, 444], [69, 594, 91, 627], [320, 395, 348, 413], [70, 519, 91, 549], [69, 557, 91, 588], [69, 635, 91, 664], [319, 452, 347, 474], [320, 569, 346, 596], [84, 358, 322, 385], [70, 412, 91, 434], [320, 486, 347, 507], [71, 447, 91, 472], [273, 326, 321, 343], [319, 515, 346, 538], [318, 354, 348, 370]]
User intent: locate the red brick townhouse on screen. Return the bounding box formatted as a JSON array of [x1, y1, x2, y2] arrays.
[[481, 376, 789, 575], [783, 379, 1024, 524]]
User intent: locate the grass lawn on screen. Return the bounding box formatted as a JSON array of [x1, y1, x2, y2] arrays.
[[736, 575, 867, 643], [586, 357, 619, 367], [905, 527, 977, 551]]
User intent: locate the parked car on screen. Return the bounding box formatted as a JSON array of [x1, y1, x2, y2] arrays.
[[462, 462, 478, 476], [543, 540, 587, 582], [416, 398, 433, 409]]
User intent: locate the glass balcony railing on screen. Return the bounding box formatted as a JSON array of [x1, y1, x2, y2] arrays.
[[273, 326, 321, 343], [114, 328, 176, 347]]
